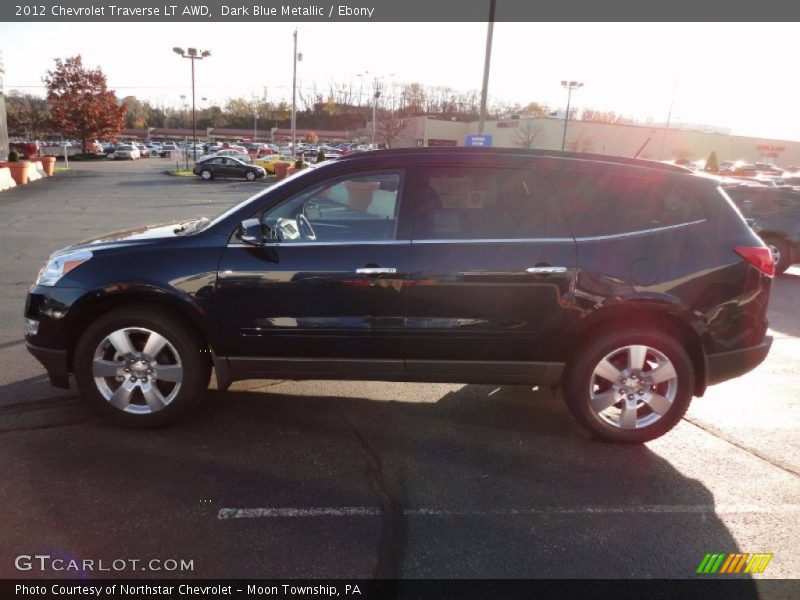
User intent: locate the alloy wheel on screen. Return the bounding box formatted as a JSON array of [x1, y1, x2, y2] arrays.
[[588, 344, 678, 430], [92, 327, 183, 414]]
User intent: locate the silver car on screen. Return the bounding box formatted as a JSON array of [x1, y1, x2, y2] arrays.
[[114, 144, 140, 160]]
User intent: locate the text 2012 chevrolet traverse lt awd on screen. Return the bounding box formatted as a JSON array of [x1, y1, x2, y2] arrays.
[[25, 148, 774, 442]]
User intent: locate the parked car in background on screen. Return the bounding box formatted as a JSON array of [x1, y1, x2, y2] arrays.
[[25, 148, 773, 442], [720, 163, 758, 177], [754, 162, 784, 175], [252, 155, 310, 173], [200, 149, 251, 163], [114, 144, 140, 160], [193, 156, 266, 181], [135, 144, 150, 158], [159, 142, 178, 158], [724, 183, 800, 274]]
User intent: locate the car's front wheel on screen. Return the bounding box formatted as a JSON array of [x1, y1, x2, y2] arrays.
[[200, 169, 212, 180], [74, 305, 211, 428], [562, 327, 694, 443], [245, 170, 256, 181]]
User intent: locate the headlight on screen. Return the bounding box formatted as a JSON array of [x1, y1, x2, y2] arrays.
[[35, 250, 93, 286]]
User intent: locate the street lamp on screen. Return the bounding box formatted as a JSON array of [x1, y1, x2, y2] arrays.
[[173, 46, 211, 161], [291, 29, 303, 156], [560, 80, 583, 151], [361, 72, 394, 148]]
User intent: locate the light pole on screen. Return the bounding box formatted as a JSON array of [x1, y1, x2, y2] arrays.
[[477, 0, 496, 136], [291, 29, 302, 156], [173, 46, 211, 162], [366, 73, 394, 148], [560, 80, 583, 151]]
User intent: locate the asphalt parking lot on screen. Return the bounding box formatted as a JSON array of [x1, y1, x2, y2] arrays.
[[0, 159, 798, 583]]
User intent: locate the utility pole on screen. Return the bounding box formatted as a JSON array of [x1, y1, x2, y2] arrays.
[[477, 0, 496, 136], [291, 29, 301, 156]]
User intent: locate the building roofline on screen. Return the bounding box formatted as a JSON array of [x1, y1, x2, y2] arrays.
[[339, 147, 692, 173]]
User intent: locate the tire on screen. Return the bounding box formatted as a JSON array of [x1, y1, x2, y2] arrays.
[[764, 236, 791, 275], [245, 170, 256, 181], [74, 305, 211, 428], [200, 169, 212, 180], [562, 327, 694, 443]]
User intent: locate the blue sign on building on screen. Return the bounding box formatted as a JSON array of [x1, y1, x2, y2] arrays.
[[465, 135, 493, 147]]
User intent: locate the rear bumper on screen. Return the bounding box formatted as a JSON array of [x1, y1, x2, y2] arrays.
[[26, 342, 70, 389], [705, 335, 772, 388]]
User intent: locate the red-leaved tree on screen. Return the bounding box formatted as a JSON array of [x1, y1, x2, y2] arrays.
[[44, 56, 127, 152]]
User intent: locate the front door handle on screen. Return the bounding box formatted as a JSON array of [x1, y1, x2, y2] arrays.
[[356, 267, 397, 275], [526, 266, 568, 274]]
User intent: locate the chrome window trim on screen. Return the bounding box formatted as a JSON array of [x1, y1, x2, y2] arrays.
[[225, 220, 705, 248], [573, 219, 706, 242], [227, 240, 410, 248], [411, 237, 574, 244]]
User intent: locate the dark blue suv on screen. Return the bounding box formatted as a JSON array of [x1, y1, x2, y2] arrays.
[[25, 149, 774, 442]]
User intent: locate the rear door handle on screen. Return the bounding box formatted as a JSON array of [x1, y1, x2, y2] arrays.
[[526, 266, 568, 274], [356, 267, 397, 275]]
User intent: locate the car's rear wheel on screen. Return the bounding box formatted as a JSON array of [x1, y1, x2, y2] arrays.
[[764, 236, 791, 275], [563, 327, 694, 443], [201, 169, 212, 180], [245, 170, 256, 181], [74, 305, 211, 428]]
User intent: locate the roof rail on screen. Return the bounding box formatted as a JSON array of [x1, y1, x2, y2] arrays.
[[340, 147, 693, 174]]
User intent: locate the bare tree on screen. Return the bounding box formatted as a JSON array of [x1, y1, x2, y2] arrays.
[[513, 120, 544, 148], [376, 111, 407, 148], [566, 130, 597, 153]]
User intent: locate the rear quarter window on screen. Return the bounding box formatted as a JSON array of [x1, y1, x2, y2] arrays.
[[548, 171, 706, 237]]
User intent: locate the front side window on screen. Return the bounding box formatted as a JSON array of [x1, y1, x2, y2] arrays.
[[260, 171, 403, 243], [549, 171, 706, 237], [413, 167, 567, 240]]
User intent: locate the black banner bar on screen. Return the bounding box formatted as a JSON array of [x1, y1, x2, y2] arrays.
[[5, 0, 800, 22], [3, 579, 800, 600]]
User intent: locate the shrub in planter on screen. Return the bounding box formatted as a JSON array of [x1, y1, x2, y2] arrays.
[[8, 150, 20, 162], [294, 158, 306, 170], [316, 148, 326, 163]]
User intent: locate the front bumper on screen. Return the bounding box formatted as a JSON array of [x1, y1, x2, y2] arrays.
[[26, 342, 70, 389], [705, 335, 773, 387]]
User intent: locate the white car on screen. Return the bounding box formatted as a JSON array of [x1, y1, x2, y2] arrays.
[[114, 144, 140, 160]]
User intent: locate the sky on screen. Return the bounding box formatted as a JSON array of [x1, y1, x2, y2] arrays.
[[1, 22, 798, 141]]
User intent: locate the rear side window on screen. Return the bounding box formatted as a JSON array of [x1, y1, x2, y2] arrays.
[[549, 171, 706, 237], [414, 168, 567, 240]]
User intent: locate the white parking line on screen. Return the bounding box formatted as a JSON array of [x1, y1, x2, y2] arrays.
[[218, 504, 800, 519]]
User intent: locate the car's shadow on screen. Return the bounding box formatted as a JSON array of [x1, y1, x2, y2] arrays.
[[0, 381, 759, 586], [769, 275, 800, 338]]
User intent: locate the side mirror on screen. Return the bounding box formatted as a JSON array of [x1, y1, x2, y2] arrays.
[[239, 218, 264, 247]]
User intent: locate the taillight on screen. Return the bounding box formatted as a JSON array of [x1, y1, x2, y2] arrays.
[[734, 246, 775, 277]]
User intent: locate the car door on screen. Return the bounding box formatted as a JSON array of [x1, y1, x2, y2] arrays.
[[405, 164, 576, 381], [217, 169, 410, 377]]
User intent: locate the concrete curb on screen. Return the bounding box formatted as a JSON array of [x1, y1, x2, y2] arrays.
[[0, 167, 17, 192]]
